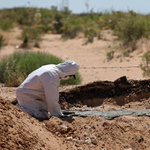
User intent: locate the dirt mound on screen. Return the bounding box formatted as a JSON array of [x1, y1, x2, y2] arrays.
[[0, 96, 66, 150], [44, 115, 150, 150]]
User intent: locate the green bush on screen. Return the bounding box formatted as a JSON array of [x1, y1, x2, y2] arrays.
[[15, 8, 32, 25], [114, 15, 150, 50], [21, 26, 42, 42], [84, 28, 98, 44], [83, 18, 101, 44], [52, 13, 64, 34], [84, 28, 97, 38], [61, 18, 83, 39], [40, 8, 55, 26], [0, 19, 13, 31], [0, 51, 82, 86], [106, 50, 114, 61], [0, 7, 32, 26], [100, 11, 126, 29], [37, 26, 53, 33], [140, 51, 150, 77]]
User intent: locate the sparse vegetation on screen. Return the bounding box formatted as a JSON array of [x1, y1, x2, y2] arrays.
[[106, 50, 114, 61], [140, 51, 150, 77], [84, 28, 97, 44], [61, 18, 83, 39], [0, 19, 13, 31], [0, 35, 7, 49], [37, 26, 53, 33], [114, 13, 150, 51], [1, 7, 150, 76], [21, 26, 42, 43], [0, 51, 82, 86], [1, 7, 150, 47], [52, 13, 64, 34]]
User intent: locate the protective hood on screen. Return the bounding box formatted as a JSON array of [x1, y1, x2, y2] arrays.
[[55, 61, 80, 80]]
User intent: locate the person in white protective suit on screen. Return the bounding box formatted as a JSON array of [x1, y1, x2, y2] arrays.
[[16, 61, 80, 120]]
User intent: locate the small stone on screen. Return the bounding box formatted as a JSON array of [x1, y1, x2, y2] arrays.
[[84, 125, 88, 129], [84, 132, 88, 136], [89, 128, 94, 132], [82, 105, 87, 108], [66, 137, 73, 141], [75, 143, 80, 147], [78, 140, 84, 144], [85, 138, 91, 145], [16, 45, 19, 49], [121, 106, 125, 109], [61, 124, 67, 129], [90, 136, 97, 145], [102, 121, 109, 127], [73, 139, 78, 143]]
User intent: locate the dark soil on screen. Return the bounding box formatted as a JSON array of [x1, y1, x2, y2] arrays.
[[59, 76, 150, 109]]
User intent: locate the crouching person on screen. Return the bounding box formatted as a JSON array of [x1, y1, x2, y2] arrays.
[[16, 61, 80, 120]]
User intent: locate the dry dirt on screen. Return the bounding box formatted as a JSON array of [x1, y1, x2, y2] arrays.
[[0, 28, 150, 150]]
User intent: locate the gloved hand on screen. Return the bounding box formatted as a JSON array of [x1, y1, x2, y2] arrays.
[[59, 113, 71, 118]]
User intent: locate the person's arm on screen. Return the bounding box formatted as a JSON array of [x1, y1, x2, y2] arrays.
[[44, 82, 63, 117], [41, 72, 63, 117]]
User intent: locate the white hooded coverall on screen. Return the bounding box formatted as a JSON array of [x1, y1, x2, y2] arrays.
[[16, 61, 80, 119]]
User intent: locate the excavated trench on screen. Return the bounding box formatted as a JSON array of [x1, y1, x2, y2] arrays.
[[59, 76, 150, 109], [59, 76, 150, 119]]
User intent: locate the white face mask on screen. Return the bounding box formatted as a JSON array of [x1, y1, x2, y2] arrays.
[[61, 76, 70, 80]]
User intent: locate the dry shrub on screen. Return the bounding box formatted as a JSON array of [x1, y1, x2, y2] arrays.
[[140, 51, 150, 77], [5, 72, 26, 87], [115, 15, 150, 51]]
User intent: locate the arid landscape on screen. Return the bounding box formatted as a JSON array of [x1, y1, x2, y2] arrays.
[[0, 28, 150, 150]]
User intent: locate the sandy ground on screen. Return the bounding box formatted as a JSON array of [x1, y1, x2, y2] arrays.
[[1, 28, 149, 84], [0, 28, 150, 150]]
